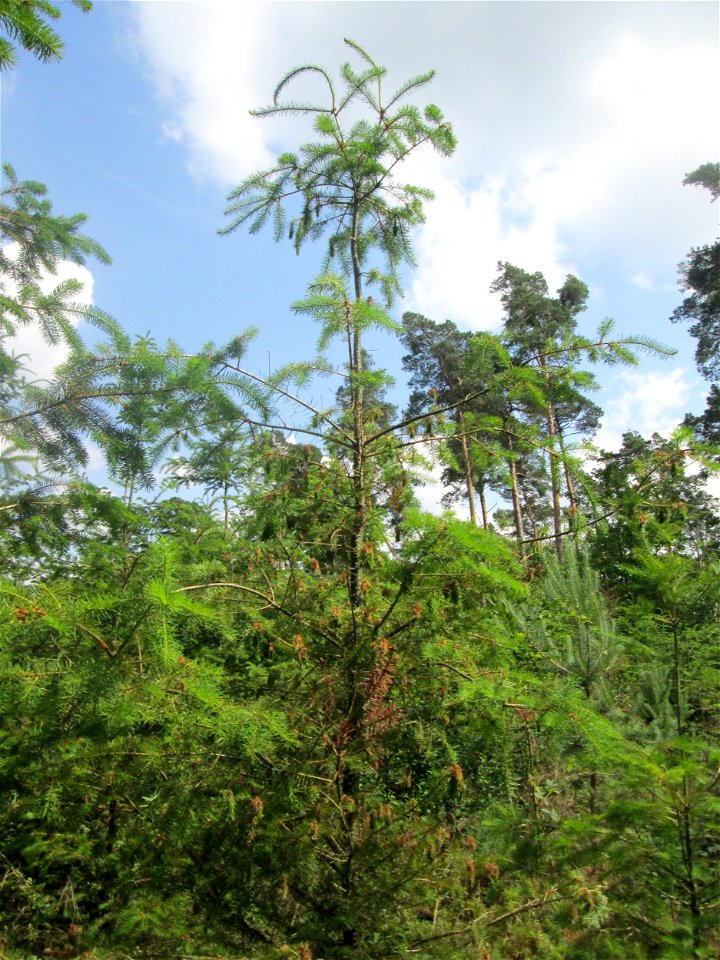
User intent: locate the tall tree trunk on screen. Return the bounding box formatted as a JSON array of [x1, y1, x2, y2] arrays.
[[504, 425, 525, 557], [539, 357, 563, 560], [557, 424, 577, 511], [478, 481, 489, 529], [518, 473, 538, 543], [459, 412, 478, 526], [679, 798, 702, 956], [339, 199, 368, 951], [672, 618, 683, 736], [349, 200, 367, 612], [558, 424, 581, 546], [545, 400, 563, 561], [223, 479, 230, 539]]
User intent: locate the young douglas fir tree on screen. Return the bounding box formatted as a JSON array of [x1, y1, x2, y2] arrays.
[[218, 41, 469, 955], [221, 38, 456, 610]]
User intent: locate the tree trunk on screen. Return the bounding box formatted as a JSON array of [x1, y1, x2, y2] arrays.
[[505, 426, 525, 557], [348, 200, 367, 612], [545, 401, 563, 561], [557, 424, 577, 511], [518, 473, 538, 544], [478, 481, 489, 529], [672, 619, 683, 736], [459, 413, 478, 526], [538, 356, 563, 560]]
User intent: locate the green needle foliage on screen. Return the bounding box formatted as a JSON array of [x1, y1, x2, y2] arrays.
[[0, 33, 719, 960], [223, 38, 457, 620], [1, 159, 272, 481], [672, 163, 720, 381], [1, 161, 121, 477], [1, 163, 116, 349], [222, 38, 456, 305], [0, 0, 91, 70]]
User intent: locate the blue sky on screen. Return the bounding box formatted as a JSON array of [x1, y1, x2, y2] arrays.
[[1, 1, 718, 491]]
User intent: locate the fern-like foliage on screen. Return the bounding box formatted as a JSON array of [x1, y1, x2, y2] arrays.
[[0, 0, 91, 71], [221, 38, 456, 309]]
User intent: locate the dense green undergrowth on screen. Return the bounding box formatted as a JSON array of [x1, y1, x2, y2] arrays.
[[1, 9, 719, 958]]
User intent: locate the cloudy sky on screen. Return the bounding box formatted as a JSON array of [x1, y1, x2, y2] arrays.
[[2, 1, 718, 476]]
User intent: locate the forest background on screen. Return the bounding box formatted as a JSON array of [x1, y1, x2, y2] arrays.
[[1, 2, 719, 960], [3, 1, 719, 475]]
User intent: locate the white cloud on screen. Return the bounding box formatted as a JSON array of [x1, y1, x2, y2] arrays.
[[129, 5, 717, 334], [2, 244, 96, 381], [414, 461, 475, 522], [592, 368, 693, 453], [130, 1, 278, 183], [548, 35, 717, 258], [410, 28, 717, 326], [413, 461, 449, 517], [705, 472, 720, 501], [83, 440, 107, 480], [631, 272, 654, 291], [411, 448, 501, 524], [407, 158, 575, 330]]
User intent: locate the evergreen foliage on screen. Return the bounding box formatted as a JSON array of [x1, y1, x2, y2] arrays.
[[671, 162, 720, 381], [0, 29, 718, 960], [0, 0, 91, 70]]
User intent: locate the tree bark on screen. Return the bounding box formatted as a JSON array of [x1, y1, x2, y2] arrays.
[[349, 199, 367, 611], [505, 426, 525, 557], [478, 481, 489, 529], [459, 413, 478, 526], [545, 401, 563, 561]]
